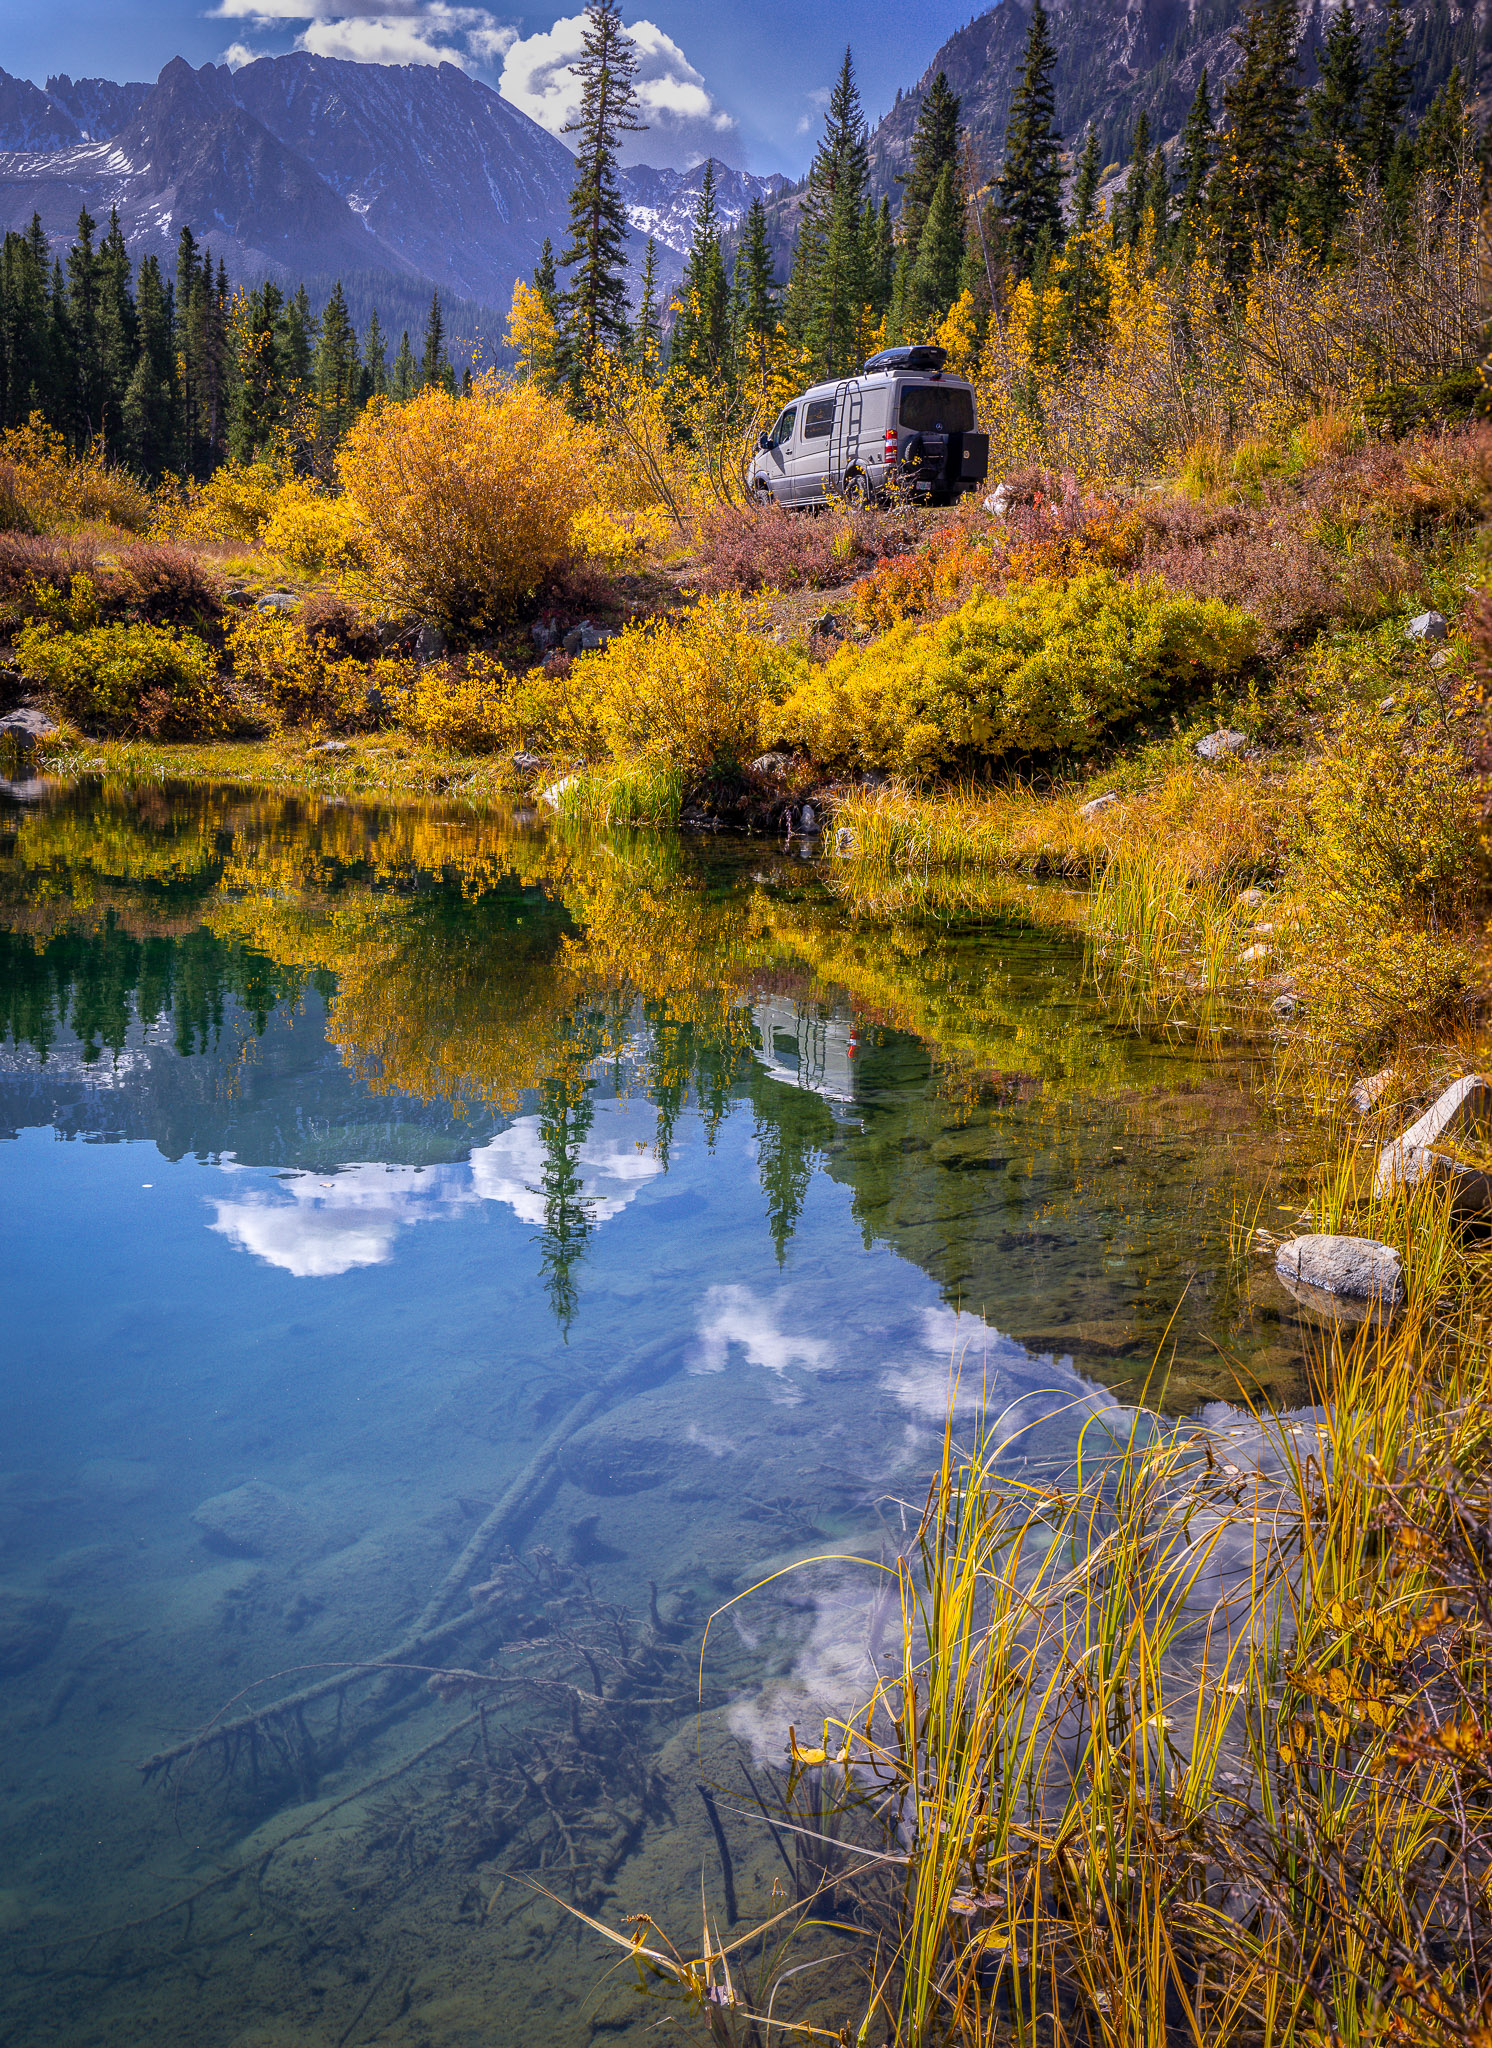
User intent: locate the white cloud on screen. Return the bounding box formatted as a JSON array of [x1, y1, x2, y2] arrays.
[[691, 1283, 834, 1377], [222, 42, 261, 68], [211, 0, 518, 74], [500, 14, 737, 166], [206, 1107, 662, 1277]]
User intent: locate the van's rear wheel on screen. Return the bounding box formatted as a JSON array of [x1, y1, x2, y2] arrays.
[[841, 470, 873, 509]]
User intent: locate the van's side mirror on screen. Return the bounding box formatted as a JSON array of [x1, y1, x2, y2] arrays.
[[757, 432, 772, 451]]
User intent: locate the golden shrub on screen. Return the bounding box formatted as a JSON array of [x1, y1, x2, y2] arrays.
[[175, 459, 283, 543], [574, 595, 801, 777], [227, 608, 410, 731], [336, 374, 596, 631], [773, 571, 1256, 775], [14, 608, 229, 736], [397, 656, 522, 754], [0, 416, 152, 532], [261, 476, 366, 574]]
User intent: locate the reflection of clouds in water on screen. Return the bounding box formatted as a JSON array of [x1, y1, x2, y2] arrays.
[[209, 1107, 664, 1276], [691, 1283, 835, 1376], [470, 1121, 662, 1226]]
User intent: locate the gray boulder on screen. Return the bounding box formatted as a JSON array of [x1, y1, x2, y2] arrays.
[[0, 709, 58, 740], [562, 621, 605, 655], [1080, 791, 1119, 820], [255, 591, 299, 614], [1270, 993, 1301, 1019], [191, 1481, 311, 1559], [0, 1588, 69, 1676], [1196, 729, 1249, 762], [1406, 611, 1448, 642], [511, 751, 549, 774], [1236, 887, 1266, 911], [1375, 1074, 1492, 1209], [749, 752, 790, 777], [1275, 1234, 1404, 1313], [413, 621, 447, 663], [984, 484, 1011, 518]]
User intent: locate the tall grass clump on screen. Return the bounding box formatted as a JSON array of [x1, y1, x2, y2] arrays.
[[569, 1280, 1492, 2046]]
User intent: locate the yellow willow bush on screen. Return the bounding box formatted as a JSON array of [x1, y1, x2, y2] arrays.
[[260, 475, 366, 574], [771, 570, 1255, 775], [394, 654, 599, 756], [572, 593, 803, 776], [336, 374, 597, 630], [173, 458, 284, 543], [226, 608, 412, 731], [0, 415, 152, 532]]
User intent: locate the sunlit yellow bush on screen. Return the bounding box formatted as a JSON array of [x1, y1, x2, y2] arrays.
[[227, 608, 411, 731], [336, 374, 596, 631], [574, 594, 802, 777], [0, 416, 152, 532], [772, 571, 1256, 774], [174, 459, 283, 543], [14, 605, 229, 736], [261, 476, 366, 574], [571, 501, 671, 569]]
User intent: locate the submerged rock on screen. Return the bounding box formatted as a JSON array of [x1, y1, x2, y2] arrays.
[[0, 1588, 69, 1676], [1374, 1074, 1492, 1210], [834, 825, 859, 857], [191, 1481, 311, 1559], [1275, 1234, 1404, 1313]]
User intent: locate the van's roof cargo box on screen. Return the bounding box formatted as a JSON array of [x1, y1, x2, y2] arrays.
[[863, 345, 948, 375]]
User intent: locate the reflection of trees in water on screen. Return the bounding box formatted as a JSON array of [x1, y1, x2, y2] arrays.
[[0, 921, 317, 1063], [533, 1072, 596, 1337], [0, 782, 1278, 1374]]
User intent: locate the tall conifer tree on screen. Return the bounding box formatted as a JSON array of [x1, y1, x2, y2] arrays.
[[557, 0, 645, 387], [997, 0, 1064, 279]]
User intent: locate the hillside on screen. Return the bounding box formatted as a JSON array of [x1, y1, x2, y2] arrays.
[[868, 0, 1491, 190]]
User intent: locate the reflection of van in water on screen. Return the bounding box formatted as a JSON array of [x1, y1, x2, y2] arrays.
[[748, 345, 989, 509]]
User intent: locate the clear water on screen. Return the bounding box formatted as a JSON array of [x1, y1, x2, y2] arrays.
[[0, 780, 1311, 2047]]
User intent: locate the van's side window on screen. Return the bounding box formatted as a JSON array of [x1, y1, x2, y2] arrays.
[[769, 408, 797, 446], [802, 398, 836, 440]]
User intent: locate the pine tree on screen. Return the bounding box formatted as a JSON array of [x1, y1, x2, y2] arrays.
[[891, 72, 962, 333], [1417, 63, 1469, 174], [557, 0, 645, 388], [1361, 0, 1410, 179], [903, 164, 965, 334], [1144, 145, 1171, 246], [362, 309, 388, 400], [1209, 0, 1302, 278], [64, 208, 101, 446], [0, 219, 54, 427], [633, 235, 662, 371], [1175, 71, 1214, 256], [672, 160, 730, 379], [736, 200, 775, 379], [533, 237, 559, 327], [392, 329, 417, 401], [784, 49, 871, 378], [420, 289, 450, 390], [1302, 1, 1364, 244], [1054, 127, 1109, 354], [121, 252, 176, 476], [1116, 112, 1152, 247], [997, 0, 1064, 280], [95, 208, 136, 449], [230, 281, 285, 461], [868, 194, 894, 319], [281, 284, 317, 392], [313, 280, 359, 456]]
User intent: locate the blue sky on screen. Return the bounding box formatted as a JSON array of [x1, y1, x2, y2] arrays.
[[6, 2, 989, 173]]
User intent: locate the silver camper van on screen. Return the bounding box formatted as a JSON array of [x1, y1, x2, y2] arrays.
[[747, 345, 988, 509]]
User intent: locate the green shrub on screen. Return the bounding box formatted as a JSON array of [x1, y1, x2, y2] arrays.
[[769, 570, 1257, 775], [14, 612, 230, 737]]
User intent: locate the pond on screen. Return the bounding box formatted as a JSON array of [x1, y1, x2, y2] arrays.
[[0, 779, 1315, 2048]]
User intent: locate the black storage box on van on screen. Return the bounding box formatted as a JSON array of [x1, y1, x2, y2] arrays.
[[948, 431, 989, 486]]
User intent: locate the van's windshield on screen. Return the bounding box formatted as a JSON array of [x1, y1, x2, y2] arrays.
[[899, 385, 975, 433]]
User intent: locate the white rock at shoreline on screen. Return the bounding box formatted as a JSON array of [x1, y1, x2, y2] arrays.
[[1196, 729, 1248, 762], [1374, 1074, 1492, 1210]]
